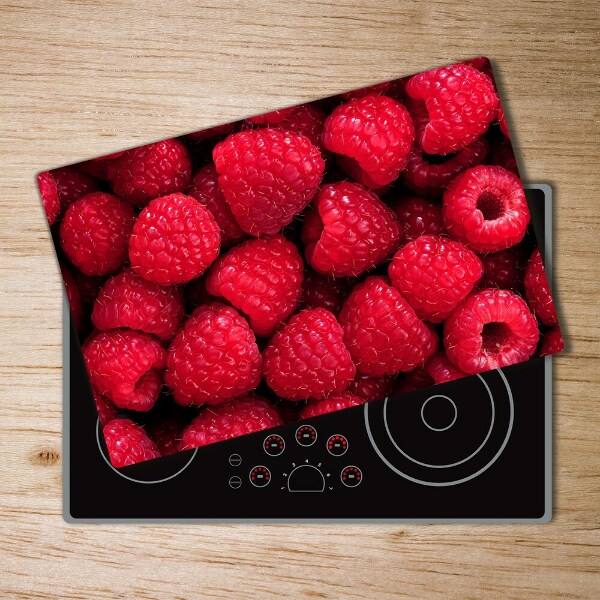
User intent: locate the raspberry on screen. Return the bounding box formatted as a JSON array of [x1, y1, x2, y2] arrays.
[[498, 106, 510, 138], [60, 192, 135, 276], [300, 392, 364, 419], [129, 193, 221, 285], [83, 329, 167, 411], [444, 288, 540, 374], [263, 308, 356, 401], [74, 270, 104, 309], [392, 196, 445, 242], [302, 182, 401, 277], [186, 122, 236, 141], [339, 276, 437, 376], [213, 129, 324, 236], [37, 171, 60, 226], [206, 235, 303, 337], [443, 165, 530, 253], [165, 303, 262, 406], [300, 268, 350, 314], [524, 248, 558, 326], [322, 95, 414, 188], [340, 81, 392, 100], [186, 164, 247, 247], [107, 139, 192, 207], [147, 416, 186, 456], [103, 418, 161, 467], [424, 352, 467, 384], [405, 63, 499, 155], [478, 245, 527, 291], [60, 262, 85, 332], [389, 234, 483, 323], [51, 166, 100, 210], [179, 396, 283, 451], [539, 327, 564, 357], [402, 136, 489, 198], [488, 136, 519, 175], [247, 107, 297, 125], [94, 392, 118, 427], [92, 268, 185, 340], [346, 372, 393, 402], [274, 104, 327, 151], [74, 158, 112, 180]]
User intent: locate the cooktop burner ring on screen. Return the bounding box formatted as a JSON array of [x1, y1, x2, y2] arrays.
[[365, 368, 515, 487]]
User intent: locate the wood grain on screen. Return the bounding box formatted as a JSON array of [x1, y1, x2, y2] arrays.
[[1, 1, 599, 598]]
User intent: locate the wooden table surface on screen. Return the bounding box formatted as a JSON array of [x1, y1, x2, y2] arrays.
[[1, 1, 599, 598]]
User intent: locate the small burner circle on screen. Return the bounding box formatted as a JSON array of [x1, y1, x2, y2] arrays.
[[420, 395, 458, 432]]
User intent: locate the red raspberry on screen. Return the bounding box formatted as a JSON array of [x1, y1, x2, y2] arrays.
[[37, 171, 60, 226], [103, 418, 160, 467], [340, 81, 392, 101], [51, 166, 100, 210], [423, 352, 467, 384], [478, 245, 527, 291], [300, 392, 364, 419], [444, 288, 540, 374], [186, 122, 236, 141], [274, 104, 327, 151], [74, 158, 112, 180], [302, 182, 401, 277], [539, 327, 564, 357], [60, 263, 85, 332], [498, 106, 510, 138], [94, 151, 126, 161], [488, 136, 519, 175], [92, 268, 185, 340], [179, 396, 283, 451], [392, 196, 445, 242], [524, 248, 558, 326], [443, 165, 530, 253], [247, 107, 297, 125], [94, 392, 118, 427], [165, 303, 262, 406], [213, 129, 324, 236], [263, 308, 356, 401], [107, 139, 192, 207], [405, 63, 499, 155], [322, 95, 414, 188], [300, 268, 350, 315], [83, 329, 166, 411], [389, 234, 483, 323], [339, 276, 437, 376], [129, 193, 221, 285], [206, 235, 303, 337], [346, 373, 393, 402], [186, 164, 247, 247], [147, 416, 186, 456], [403, 136, 489, 198], [60, 192, 135, 276]]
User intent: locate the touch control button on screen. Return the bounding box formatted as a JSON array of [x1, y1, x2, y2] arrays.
[[229, 453, 242, 467], [264, 434, 285, 456], [296, 425, 317, 447], [249, 465, 271, 487], [229, 476, 242, 489], [341, 465, 362, 487], [327, 434, 348, 456]]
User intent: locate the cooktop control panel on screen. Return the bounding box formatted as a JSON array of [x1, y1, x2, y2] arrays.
[[226, 425, 361, 493]]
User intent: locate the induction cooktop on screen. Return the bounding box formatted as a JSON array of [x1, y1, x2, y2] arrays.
[[64, 184, 554, 523]]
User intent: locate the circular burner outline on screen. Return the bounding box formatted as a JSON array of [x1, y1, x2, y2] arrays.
[[96, 420, 198, 484], [366, 369, 514, 486], [383, 375, 495, 469], [420, 395, 458, 432]]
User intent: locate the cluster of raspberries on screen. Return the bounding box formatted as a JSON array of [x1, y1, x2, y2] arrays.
[[39, 58, 562, 468]]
